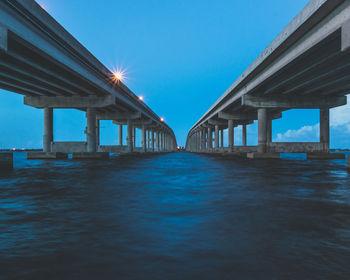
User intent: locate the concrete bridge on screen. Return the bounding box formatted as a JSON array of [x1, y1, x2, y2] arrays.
[[0, 0, 177, 166], [186, 0, 350, 165]]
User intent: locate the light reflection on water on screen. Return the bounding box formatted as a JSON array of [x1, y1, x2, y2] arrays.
[[0, 152, 350, 280]]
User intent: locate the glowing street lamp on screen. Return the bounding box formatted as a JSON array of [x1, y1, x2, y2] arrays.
[[113, 71, 124, 81], [160, 117, 164, 122], [138, 96, 144, 101]]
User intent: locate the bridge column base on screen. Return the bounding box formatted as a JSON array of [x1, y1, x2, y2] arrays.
[[247, 152, 280, 159], [72, 152, 109, 160], [348, 157, 350, 170], [27, 152, 68, 160], [307, 153, 345, 160], [0, 153, 13, 169]]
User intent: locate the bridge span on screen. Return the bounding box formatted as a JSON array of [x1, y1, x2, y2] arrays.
[[186, 0, 350, 165], [0, 0, 177, 164]]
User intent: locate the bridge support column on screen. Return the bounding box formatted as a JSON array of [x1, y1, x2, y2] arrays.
[[156, 131, 160, 152], [43, 107, 53, 152], [151, 129, 155, 152], [207, 127, 212, 152], [215, 125, 219, 151], [133, 127, 136, 148], [267, 119, 272, 144], [220, 129, 224, 149], [228, 119, 234, 152], [86, 108, 97, 152], [141, 126, 146, 152], [306, 108, 341, 159], [127, 119, 133, 152], [242, 124, 247, 147], [320, 108, 330, 152], [96, 119, 100, 147], [119, 125, 123, 146], [258, 108, 267, 153]]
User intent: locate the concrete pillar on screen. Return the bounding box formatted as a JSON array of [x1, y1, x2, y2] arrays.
[[258, 108, 267, 153], [207, 127, 212, 151], [133, 127, 136, 147], [242, 124, 247, 147], [151, 129, 155, 152], [127, 119, 133, 152], [320, 108, 330, 152], [142, 125, 146, 152], [119, 125, 123, 146], [267, 119, 272, 143], [156, 131, 160, 152], [96, 119, 100, 147], [215, 125, 219, 150], [204, 130, 207, 151], [220, 129, 224, 148], [228, 119, 233, 152], [43, 107, 53, 152], [199, 130, 203, 151], [86, 108, 97, 152]]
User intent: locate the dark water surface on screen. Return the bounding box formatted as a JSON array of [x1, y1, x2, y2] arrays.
[[1, 152, 350, 280]]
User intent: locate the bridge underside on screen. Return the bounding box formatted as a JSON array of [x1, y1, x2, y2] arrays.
[[187, 0, 350, 160], [0, 0, 177, 160]]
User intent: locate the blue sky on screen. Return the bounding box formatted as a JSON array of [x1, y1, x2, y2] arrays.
[[0, 0, 349, 148]]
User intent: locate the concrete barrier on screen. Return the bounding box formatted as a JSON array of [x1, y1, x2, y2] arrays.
[[267, 142, 327, 153], [27, 152, 68, 160], [0, 153, 13, 169], [98, 145, 128, 153], [52, 142, 87, 153], [247, 153, 280, 159]]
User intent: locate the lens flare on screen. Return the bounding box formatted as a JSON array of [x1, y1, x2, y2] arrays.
[[114, 71, 124, 81], [109, 66, 128, 87]]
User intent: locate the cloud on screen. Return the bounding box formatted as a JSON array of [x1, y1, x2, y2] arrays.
[[275, 95, 350, 145], [330, 95, 350, 132], [276, 124, 319, 142]]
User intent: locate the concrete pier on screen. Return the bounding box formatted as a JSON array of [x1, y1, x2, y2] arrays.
[[258, 108, 267, 154], [119, 125, 123, 146], [247, 152, 280, 159], [43, 107, 53, 153], [208, 127, 212, 151], [142, 126, 146, 152], [156, 131, 160, 152], [151, 130, 155, 152], [348, 157, 350, 170], [242, 125, 247, 147], [127, 120, 133, 152], [215, 125, 219, 150], [228, 119, 233, 152], [86, 108, 97, 153], [0, 153, 13, 169], [320, 109, 330, 152], [27, 152, 68, 160]]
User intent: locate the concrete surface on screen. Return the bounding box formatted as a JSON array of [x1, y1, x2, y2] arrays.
[[27, 152, 68, 160], [247, 153, 281, 159]]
